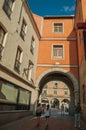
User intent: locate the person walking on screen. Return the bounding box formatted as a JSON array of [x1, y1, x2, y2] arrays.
[[44, 104, 51, 129], [61, 104, 64, 116], [36, 103, 42, 127], [74, 102, 81, 128]]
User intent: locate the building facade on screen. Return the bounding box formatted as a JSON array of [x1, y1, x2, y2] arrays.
[[35, 15, 79, 115], [0, 0, 40, 125], [0, 0, 86, 125], [39, 81, 70, 109], [75, 0, 86, 122]]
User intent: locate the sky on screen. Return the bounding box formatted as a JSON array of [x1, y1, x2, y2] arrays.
[[27, 0, 76, 17]]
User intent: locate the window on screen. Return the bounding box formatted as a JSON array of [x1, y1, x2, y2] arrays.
[[30, 36, 35, 54], [41, 98, 49, 104], [28, 60, 34, 81], [20, 18, 27, 40], [53, 82, 58, 89], [14, 47, 23, 73], [64, 84, 67, 88], [19, 89, 31, 105], [0, 25, 7, 59], [54, 90, 57, 95], [0, 79, 31, 111], [23, 60, 34, 81], [43, 90, 47, 95], [53, 23, 63, 33], [0, 81, 18, 103], [64, 91, 68, 95], [53, 45, 63, 59], [3, 0, 15, 18]]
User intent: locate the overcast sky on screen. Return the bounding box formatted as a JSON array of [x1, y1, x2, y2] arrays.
[[27, 0, 76, 16]]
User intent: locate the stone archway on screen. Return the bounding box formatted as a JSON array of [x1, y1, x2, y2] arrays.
[[36, 68, 79, 115]]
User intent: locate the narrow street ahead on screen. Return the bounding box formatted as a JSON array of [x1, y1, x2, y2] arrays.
[[0, 114, 86, 130]]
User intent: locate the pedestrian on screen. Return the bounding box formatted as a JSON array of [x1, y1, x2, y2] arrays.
[[74, 102, 81, 128], [36, 103, 42, 127], [44, 104, 51, 129], [61, 104, 64, 116]]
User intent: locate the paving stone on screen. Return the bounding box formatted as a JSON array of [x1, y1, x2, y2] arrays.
[[0, 116, 86, 130]]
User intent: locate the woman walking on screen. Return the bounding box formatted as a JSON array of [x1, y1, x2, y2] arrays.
[[44, 104, 51, 129]]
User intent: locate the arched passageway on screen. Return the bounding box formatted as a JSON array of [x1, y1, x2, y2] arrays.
[[50, 98, 60, 108], [36, 68, 79, 116], [41, 98, 49, 104]]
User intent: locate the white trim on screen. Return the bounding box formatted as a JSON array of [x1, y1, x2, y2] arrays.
[[36, 68, 79, 92], [40, 17, 44, 36], [20, 51, 23, 63], [31, 36, 35, 48], [41, 37, 76, 41], [52, 22, 64, 34], [8, 0, 16, 19], [0, 23, 8, 47], [25, 25, 27, 34], [51, 43, 64, 60], [37, 64, 78, 68], [3, 33, 8, 47], [28, 69, 32, 81], [12, 0, 16, 12]]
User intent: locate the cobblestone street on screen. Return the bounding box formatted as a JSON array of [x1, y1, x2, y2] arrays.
[[0, 115, 86, 130]]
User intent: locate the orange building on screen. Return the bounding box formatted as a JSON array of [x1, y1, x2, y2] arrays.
[[33, 0, 86, 121], [75, 0, 86, 121], [0, 0, 86, 125], [33, 14, 79, 115], [40, 81, 70, 109]]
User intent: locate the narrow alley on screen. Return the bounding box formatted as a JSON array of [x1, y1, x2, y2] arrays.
[[0, 110, 86, 130]]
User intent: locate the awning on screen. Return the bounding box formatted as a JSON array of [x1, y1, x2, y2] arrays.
[[77, 22, 86, 29]]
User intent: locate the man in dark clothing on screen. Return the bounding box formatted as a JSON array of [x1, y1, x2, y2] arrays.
[[36, 103, 42, 127], [74, 103, 81, 128]]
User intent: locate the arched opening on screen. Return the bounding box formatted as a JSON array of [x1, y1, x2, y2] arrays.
[[41, 98, 49, 105], [50, 98, 60, 108], [61, 99, 70, 113], [36, 69, 79, 116]]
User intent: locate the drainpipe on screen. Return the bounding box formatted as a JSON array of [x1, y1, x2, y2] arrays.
[[76, 31, 81, 104]]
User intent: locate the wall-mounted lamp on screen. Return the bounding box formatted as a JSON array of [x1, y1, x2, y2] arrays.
[[24, 61, 34, 72]]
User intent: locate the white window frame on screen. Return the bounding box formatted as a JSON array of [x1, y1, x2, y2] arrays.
[[30, 36, 35, 54], [52, 22, 64, 33], [51, 44, 64, 60], [28, 60, 34, 81], [64, 90, 68, 95], [28, 69, 32, 81], [0, 23, 8, 58], [20, 18, 27, 41], [54, 90, 57, 95], [3, 0, 15, 18], [14, 46, 23, 73]]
